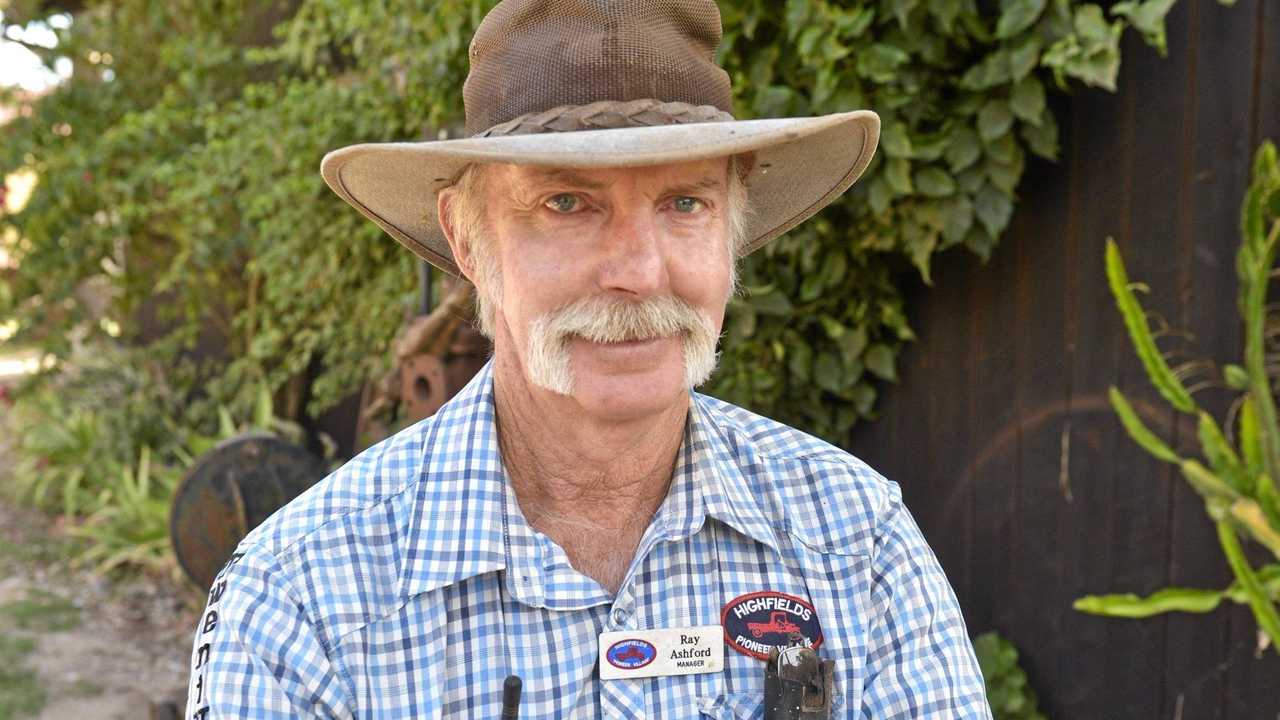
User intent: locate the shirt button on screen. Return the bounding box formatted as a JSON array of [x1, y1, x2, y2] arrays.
[[612, 608, 629, 625]]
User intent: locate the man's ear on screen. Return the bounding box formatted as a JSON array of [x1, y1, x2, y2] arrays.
[[437, 187, 480, 286]]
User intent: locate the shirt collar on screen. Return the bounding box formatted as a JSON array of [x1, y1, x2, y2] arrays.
[[677, 394, 783, 553], [397, 360, 783, 600], [398, 360, 507, 600]]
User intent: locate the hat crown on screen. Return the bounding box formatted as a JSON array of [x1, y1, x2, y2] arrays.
[[463, 0, 734, 136]]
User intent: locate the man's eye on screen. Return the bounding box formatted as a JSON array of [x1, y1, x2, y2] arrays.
[[672, 197, 704, 213], [545, 194, 580, 213]]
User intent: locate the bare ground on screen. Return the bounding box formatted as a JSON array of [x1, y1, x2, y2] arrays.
[[0, 395, 200, 719]]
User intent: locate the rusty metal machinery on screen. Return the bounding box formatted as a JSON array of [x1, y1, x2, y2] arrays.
[[169, 432, 326, 590], [358, 276, 490, 442]]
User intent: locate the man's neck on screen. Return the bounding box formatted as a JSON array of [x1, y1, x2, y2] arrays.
[[492, 354, 688, 594]]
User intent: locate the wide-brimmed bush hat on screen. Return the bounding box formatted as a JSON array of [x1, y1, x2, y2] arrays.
[[319, 0, 880, 276]]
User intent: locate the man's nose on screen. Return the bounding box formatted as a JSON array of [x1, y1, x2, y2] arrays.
[[597, 205, 668, 297]]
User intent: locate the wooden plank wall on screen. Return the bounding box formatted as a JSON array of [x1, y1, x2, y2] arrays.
[[847, 1, 1280, 717]]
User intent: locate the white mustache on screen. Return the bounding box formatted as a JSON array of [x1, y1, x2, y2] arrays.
[[526, 295, 720, 395], [537, 295, 713, 344]]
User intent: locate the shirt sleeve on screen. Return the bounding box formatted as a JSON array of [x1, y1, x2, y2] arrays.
[[185, 546, 354, 719], [859, 493, 993, 719]]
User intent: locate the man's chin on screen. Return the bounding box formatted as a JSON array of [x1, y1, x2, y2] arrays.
[[563, 368, 694, 420]]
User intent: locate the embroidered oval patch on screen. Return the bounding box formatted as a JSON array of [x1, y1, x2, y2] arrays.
[[721, 590, 824, 660], [606, 638, 657, 670]]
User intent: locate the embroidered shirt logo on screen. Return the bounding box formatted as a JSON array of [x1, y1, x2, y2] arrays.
[[605, 639, 657, 670], [721, 591, 823, 660]]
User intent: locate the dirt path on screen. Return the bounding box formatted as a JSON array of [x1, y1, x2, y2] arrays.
[[0, 412, 200, 719]]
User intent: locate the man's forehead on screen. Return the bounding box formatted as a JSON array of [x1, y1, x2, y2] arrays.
[[496, 159, 732, 190]]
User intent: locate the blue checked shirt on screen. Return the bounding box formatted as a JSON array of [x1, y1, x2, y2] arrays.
[[185, 360, 991, 719]]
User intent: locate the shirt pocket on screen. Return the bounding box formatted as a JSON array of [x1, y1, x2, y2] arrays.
[[698, 692, 764, 720]]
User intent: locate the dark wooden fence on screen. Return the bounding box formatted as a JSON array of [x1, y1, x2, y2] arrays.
[[848, 1, 1280, 717]]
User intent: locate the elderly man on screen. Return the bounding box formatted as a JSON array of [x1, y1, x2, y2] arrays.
[[185, 1, 990, 718]]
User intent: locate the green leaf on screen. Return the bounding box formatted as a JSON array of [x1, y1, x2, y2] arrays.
[[882, 122, 914, 158], [1198, 410, 1248, 492], [1110, 386, 1181, 463], [1075, 3, 1113, 40], [785, 0, 812, 40], [1218, 361, 1249, 389], [1216, 521, 1280, 652], [1008, 37, 1043, 80], [986, 152, 1025, 194], [254, 381, 274, 430], [814, 352, 843, 393], [748, 287, 794, 315], [1241, 395, 1264, 477], [926, 0, 961, 34], [985, 132, 1019, 165], [787, 339, 813, 382], [1180, 460, 1240, 502], [946, 126, 982, 173], [819, 315, 846, 339], [996, 0, 1048, 39], [834, 6, 875, 38], [1010, 75, 1047, 124], [1257, 478, 1280, 540], [857, 43, 911, 84], [1112, 0, 1177, 56], [839, 325, 869, 358], [753, 85, 794, 116], [903, 219, 938, 284], [909, 129, 950, 162], [978, 100, 1015, 142], [975, 184, 1014, 237], [865, 343, 898, 381], [1105, 238, 1197, 413], [894, 0, 922, 31], [851, 382, 877, 415], [959, 50, 1012, 90], [1230, 498, 1280, 560], [885, 157, 915, 194], [218, 406, 236, 438], [941, 195, 975, 246], [914, 167, 957, 197], [1074, 586, 1225, 617], [868, 176, 893, 215], [796, 26, 826, 58], [1021, 110, 1060, 160]]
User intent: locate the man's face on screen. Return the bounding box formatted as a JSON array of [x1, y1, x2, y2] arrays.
[[458, 158, 736, 421]]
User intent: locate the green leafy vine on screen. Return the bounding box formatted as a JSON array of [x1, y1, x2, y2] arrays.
[[0, 0, 1233, 442]]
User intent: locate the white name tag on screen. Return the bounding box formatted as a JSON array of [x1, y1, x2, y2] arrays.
[[598, 625, 724, 680]]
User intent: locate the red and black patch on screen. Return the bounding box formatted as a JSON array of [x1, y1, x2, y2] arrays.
[[721, 590, 823, 660]]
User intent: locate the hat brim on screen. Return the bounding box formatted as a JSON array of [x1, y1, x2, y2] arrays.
[[319, 109, 880, 276]]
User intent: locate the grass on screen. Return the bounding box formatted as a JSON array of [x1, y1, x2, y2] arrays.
[[0, 636, 45, 720], [0, 535, 69, 570], [0, 589, 82, 632], [66, 678, 104, 698]]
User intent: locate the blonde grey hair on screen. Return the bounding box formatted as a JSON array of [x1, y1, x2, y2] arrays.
[[444, 156, 751, 339]]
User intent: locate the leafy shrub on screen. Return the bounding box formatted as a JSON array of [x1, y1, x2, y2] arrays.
[[2, 340, 310, 577], [1075, 141, 1280, 656], [4, 342, 189, 518], [0, 0, 1235, 445], [68, 445, 180, 577], [973, 631, 1047, 720]]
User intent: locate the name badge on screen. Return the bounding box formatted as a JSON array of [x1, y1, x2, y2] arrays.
[[598, 625, 724, 680]]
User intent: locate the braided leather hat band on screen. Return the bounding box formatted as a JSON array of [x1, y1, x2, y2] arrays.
[[474, 99, 735, 138]]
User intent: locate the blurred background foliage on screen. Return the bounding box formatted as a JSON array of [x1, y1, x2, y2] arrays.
[[0, 0, 1231, 454], [0, 0, 1236, 590]]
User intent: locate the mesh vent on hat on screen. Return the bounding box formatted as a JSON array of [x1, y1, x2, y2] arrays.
[[463, 0, 734, 135]]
